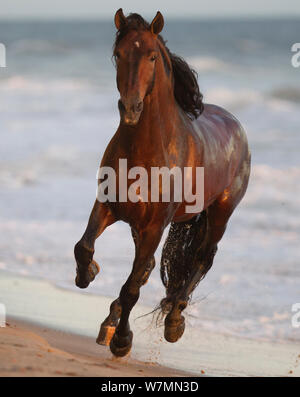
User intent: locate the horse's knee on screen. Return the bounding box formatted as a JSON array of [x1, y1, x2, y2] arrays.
[[74, 241, 99, 288]]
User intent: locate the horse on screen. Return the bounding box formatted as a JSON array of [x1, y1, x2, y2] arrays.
[[74, 9, 251, 357]]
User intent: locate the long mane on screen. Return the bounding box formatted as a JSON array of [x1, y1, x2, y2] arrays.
[[113, 13, 204, 119]]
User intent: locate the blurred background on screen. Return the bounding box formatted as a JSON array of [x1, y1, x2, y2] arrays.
[[0, 0, 300, 341]]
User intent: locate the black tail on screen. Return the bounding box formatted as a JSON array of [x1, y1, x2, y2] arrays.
[[159, 211, 209, 315]]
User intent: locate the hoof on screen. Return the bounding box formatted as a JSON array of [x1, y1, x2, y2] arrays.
[[164, 315, 185, 343], [110, 331, 133, 357], [75, 260, 100, 289], [96, 325, 116, 346]]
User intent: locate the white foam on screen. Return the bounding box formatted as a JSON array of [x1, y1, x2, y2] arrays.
[[0, 76, 90, 92], [187, 56, 234, 72]]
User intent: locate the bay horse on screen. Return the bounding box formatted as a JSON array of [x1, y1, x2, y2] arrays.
[[74, 9, 251, 357]]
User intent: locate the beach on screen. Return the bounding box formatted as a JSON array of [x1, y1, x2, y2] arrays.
[[0, 18, 299, 377], [0, 271, 299, 377], [0, 19, 299, 346]]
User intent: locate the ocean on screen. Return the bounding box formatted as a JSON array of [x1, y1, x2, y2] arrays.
[[0, 19, 299, 342]]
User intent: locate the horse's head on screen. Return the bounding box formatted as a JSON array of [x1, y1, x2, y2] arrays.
[[113, 9, 164, 126]]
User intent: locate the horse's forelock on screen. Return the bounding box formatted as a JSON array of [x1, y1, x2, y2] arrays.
[[114, 13, 149, 50]]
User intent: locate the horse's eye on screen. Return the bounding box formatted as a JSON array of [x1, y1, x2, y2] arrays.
[[115, 52, 120, 60], [150, 55, 157, 62]]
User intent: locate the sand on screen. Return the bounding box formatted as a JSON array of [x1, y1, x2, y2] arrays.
[[0, 270, 299, 377], [0, 319, 191, 377]]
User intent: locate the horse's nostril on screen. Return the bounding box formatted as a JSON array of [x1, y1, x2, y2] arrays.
[[118, 99, 125, 112]]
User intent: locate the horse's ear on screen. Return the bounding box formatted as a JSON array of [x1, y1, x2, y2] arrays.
[[114, 8, 127, 30], [150, 11, 164, 35]]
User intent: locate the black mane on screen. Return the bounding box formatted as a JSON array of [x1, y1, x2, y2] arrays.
[[113, 13, 204, 119]]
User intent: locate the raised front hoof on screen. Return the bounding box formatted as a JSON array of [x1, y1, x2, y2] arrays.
[[75, 260, 100, 289], [110, 331, 133, 357], [96, 325, 116, 346], [164, 316, 185, 343]]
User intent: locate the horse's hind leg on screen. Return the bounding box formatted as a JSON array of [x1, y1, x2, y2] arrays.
[[97, 228, 155, 346], [164, 206, 226, 342], [163, 168, 250, 343], [74, 201, 115, 289], [109, 224, 163, 357]]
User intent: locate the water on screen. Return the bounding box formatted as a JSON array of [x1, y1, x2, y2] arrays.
[[0, 19, 299, 342]]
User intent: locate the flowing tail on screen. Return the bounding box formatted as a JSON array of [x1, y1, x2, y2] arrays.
[[159, 211, 210, 315]]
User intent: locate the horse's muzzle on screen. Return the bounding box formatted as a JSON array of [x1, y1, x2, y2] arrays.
[[118, 99, 143, 126]]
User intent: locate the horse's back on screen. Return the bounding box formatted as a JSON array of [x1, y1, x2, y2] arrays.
[[193, 103, 250, 166], [195, 103, 248, 151]]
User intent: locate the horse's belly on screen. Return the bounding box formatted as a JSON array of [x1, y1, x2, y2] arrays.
[[107, 200, 178, 229]]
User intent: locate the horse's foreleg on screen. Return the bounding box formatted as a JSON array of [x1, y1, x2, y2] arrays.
[[74, 200, 115, 289], [96, 227, 156, 346], [97, 258, 155, 346], [109, 224, 163, 357], [131, 227, 156, 286]]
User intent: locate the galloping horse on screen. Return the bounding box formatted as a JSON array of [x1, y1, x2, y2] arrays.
[[74, 9, 251, 357]]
